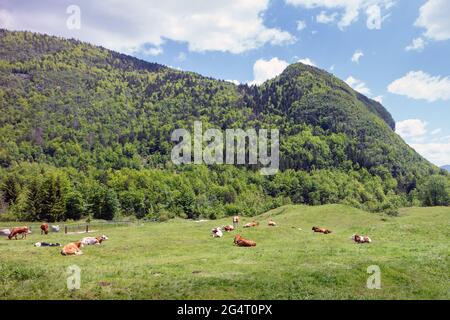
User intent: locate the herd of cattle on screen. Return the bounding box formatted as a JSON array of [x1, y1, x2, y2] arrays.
[[212, 216, 372, 246], [1, 223, 109, 256], [1, 216, 372, 255]]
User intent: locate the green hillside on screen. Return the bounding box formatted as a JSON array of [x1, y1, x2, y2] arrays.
[[0, 205, 448, 299], [0, 29, 448, 222]]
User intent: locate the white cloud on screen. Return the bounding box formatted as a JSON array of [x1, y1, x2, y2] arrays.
[[410, 142, 450, 166], [405, 37, 425, 52], [415, 0, 450, 42], [316, 11, 338, 24], [297, 57, 316, 67], [248, 57, 289, 86], [373, 95, 383, 103], [142, 46, 163, 56], [0, 0, 295, 54], [431, 128, 442, 135], [396, 119, 428, 139], [351, 49, 364, 63], [285, 0, 394, 30], [0, 9, 14, 28], [345, 76, 371, 95], [297, 20, 307, 31], [176, 52, 187, 62], [225, 79, 240, 85], [387, 71, 450, 102]]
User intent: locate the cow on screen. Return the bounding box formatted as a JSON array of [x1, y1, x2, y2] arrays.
[[223, 225, 234, 232], [211, 227, 223, 238], [40, 223, 49, 235], [232, 216, 240, 229], [0, 229, 10, 236], [243, 221, 259, 228], [234, 234, 256, 247], [61, 241, 83, 256], [80, 235, 109, 245], [34, 242, 61, 247], [8, 226, 30, 240], [312, 226, 332, 234], [268, 220, 277, 227], [351, 234, 372, 244]]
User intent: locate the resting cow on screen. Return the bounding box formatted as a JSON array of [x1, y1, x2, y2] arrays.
[[243, 221, 259, 228], [223, 225, 234, 232], [61, 241, 83, 256], [35, 242, 61, 247], [0, 229, 10, 236], [234, 234, 256, 247], [312, 226, 332, 234], [268, 220, 277, 227], [211, 227, 223, 238], [80, 235, 109, 245], [351, 234, 372, 244], [40, 223, 49, 235], [8, 226, 30, 240]]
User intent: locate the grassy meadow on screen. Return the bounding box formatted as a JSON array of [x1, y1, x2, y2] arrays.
[[0, 204, 448, 300]]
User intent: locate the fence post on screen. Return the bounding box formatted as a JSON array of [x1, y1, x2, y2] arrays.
[[65, 226, 67, 234], [86, 224, 89, 233]]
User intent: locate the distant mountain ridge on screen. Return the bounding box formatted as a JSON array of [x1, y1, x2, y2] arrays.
[[441, 165, 450, 172]]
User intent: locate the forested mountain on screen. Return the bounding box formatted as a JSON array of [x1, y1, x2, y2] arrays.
[[0, 30, 448, 222]]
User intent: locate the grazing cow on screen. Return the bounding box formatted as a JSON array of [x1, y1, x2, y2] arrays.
[[80, 235, 109, 245], [0, 229, 10, 236], [232, 216, 240, 229], [61, 241, 83, 256], [268, 220, 277, 227], [243, 221, 259, 228], [34, 242, 61, 247], [40, 223, 49, 235], [351, 234, 372, 244], [223, 225, 234, 232], [8, 226, 30, 240], [234, 234, 256, 247], [312, 226, 332, 234], [51, 225, 60, 233], [211, 227, 223, 238]]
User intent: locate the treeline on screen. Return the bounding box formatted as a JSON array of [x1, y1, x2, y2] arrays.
[[1, 163, 448, 222]]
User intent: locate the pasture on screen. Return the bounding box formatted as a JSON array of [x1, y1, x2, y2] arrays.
[[0, 204, 448, 300]]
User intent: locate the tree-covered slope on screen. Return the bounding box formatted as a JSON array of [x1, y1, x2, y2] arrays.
[[0, 30, 447, 221]]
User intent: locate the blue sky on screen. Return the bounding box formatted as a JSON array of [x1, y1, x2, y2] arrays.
[[1, 0, 449, 165]]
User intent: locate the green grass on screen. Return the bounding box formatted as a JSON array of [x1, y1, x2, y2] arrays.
[[0, 205, 448, 300]]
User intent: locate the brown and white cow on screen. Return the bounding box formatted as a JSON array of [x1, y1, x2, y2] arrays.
[[232, 216, 240, 229], [40, 223, 49, 235], [223, 225, 235, 232], [61, 241, 83, 256], [233, 234, 256, 247], [211, 228, 223, 238], [80, 235, 109, 245], [312, 226, 332, 234], [243, 221, 259, 228], [8, 226, 30, 240], [351, 234, 372, 244], [268, 220, 277, 227]]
